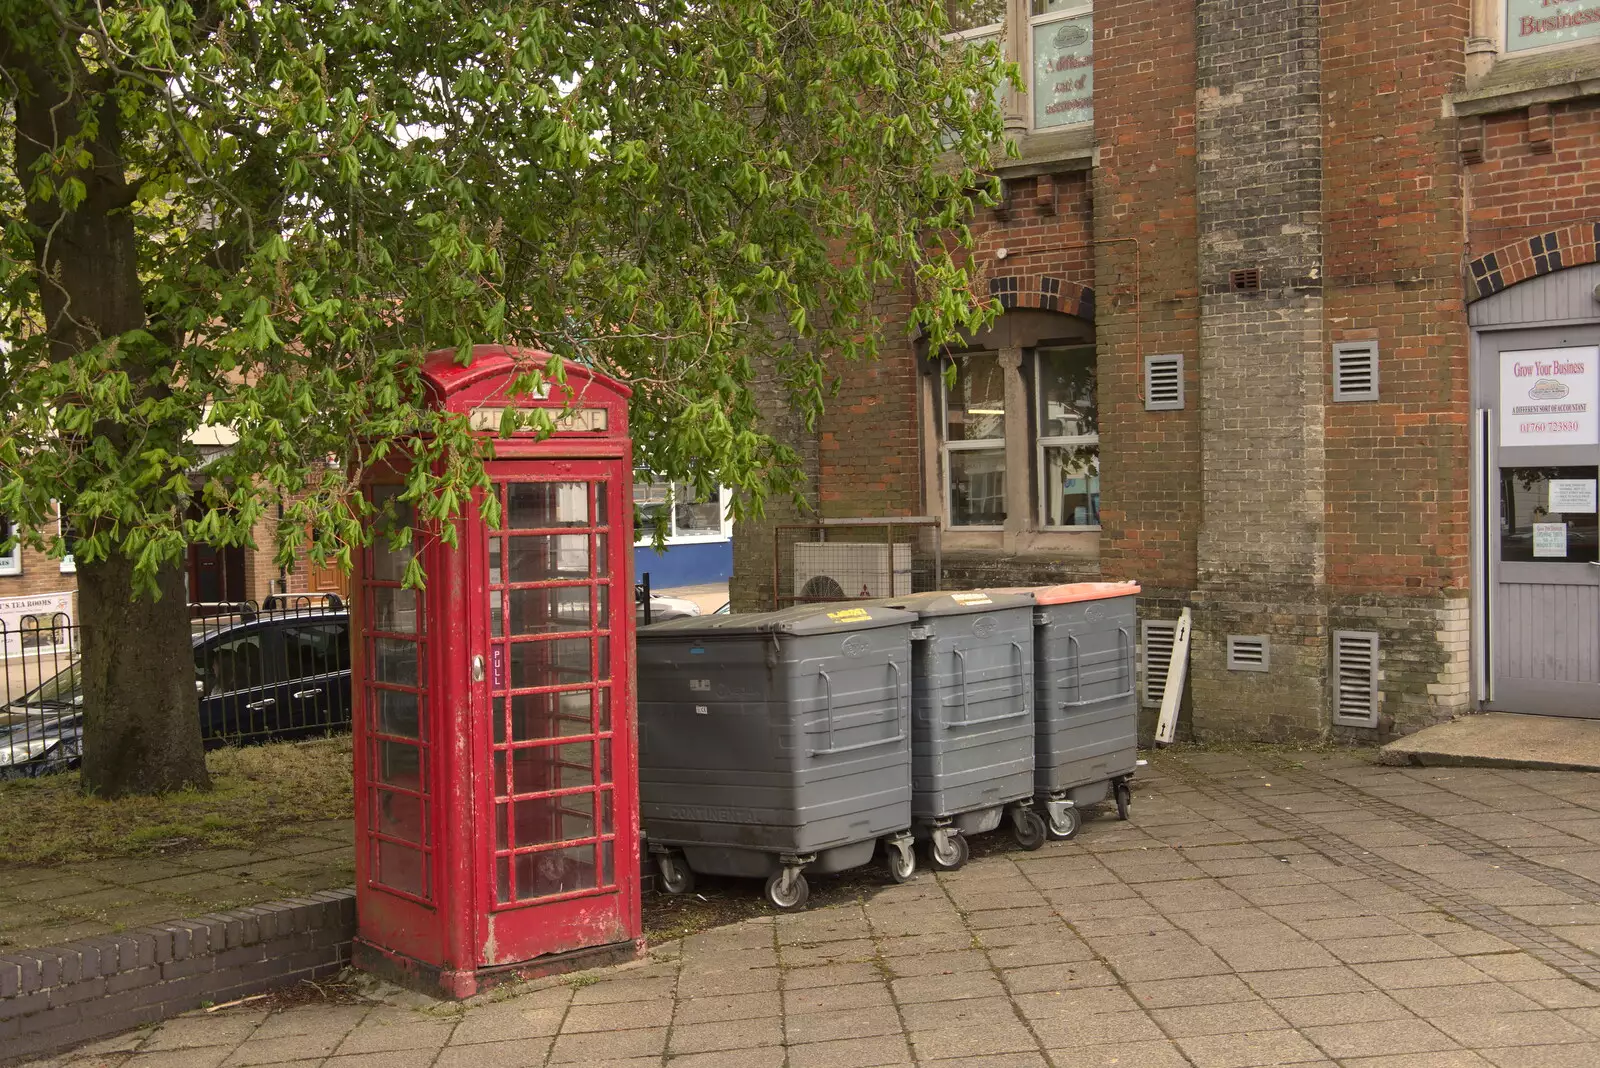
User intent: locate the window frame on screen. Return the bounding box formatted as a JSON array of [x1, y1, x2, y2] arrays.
[[1033, 346, 1101, 531], [632, 477, 733, 546], [0, 514, 19, 576], [939, 352, 1010, 531], [1027, 0, 1095, 133], [941, 1, 1096, 138]]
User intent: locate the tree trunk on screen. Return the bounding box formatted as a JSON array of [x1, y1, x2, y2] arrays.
[[7, 37, 213, 795], [76, 555, 211, 796]]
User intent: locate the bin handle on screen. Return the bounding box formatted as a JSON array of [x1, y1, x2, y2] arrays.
[[1119, 626, 1134, 697], [952, 647, 968, 726], [808, 661, 909, 757], [1059, 627, 1138, 708], [948, 643, 1033, 727], [819, 668, 835, 753]]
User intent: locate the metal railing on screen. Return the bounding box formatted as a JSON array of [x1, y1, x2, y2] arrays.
[[1, 597, 352, 780], [635, 574, 653, 626]]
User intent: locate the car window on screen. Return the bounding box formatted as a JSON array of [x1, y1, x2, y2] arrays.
[[199, 633, 270, 696], [15, 662, 81, 707], [280, 622, 351, 681]]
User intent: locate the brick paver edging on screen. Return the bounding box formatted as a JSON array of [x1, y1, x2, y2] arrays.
[[0, 888, 354, 1064]]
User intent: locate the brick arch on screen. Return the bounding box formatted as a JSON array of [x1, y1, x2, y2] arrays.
[[987, 274, 1095, 321], [1467, 223, 1600, 301]]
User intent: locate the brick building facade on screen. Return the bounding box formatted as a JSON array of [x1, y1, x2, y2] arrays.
[[733, 0, 1600, 740], [1, 499, 338, 658]]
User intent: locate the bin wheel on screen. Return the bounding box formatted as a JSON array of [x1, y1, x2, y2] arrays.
[[887, 844, 917, 884], [657, 854, 694, 895], [1046, 805, 1081, 841], [928, 832, 968, 872], [1013, 808, 1048, 852], [1115, 782, 1132, 821], [765, 870, 810, 911]]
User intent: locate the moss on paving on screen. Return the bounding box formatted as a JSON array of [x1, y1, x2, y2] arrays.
[[0, 736, 353, 865]]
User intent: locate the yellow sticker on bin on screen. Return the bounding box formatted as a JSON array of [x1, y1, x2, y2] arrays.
[[950, 593, 992, 606], [827, 608, 872, 623]]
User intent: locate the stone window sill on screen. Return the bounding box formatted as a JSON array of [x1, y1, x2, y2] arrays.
[[994, 126, 1095, 177], [1452, 46, 1600, 117], [943, 528, 1100, 556]]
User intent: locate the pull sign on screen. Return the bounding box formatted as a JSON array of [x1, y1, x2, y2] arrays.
[[491, 646, 505, 689]]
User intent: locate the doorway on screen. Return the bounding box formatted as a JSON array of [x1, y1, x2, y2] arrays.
[[1473, 267, 1600, 717], [472, 465, 633, 963], [186, 543, 246, 608]]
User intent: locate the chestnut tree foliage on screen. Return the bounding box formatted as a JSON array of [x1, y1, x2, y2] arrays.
[[0, 0, 1006, 794]]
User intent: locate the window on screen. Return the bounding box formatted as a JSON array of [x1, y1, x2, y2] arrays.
[[946, 0, 1006, 32], [940, 345, 1100, 531], [1036, 345, 1099, 528], [1504, 0, 1600, 54], [633, 478, 732, 544], [58, 511, 76, 574], [942, 353, 1010, 527], [282, 622, 352, 680], [0, 514, 18, 576], [1499, 466, 1600, 563], [1030, 1, 1093, 130], [944, 1, 1094, 134], [199, 632, 271, 696]]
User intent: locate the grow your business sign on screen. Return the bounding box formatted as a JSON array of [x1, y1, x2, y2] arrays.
[[1500, 347, 1600, 447]]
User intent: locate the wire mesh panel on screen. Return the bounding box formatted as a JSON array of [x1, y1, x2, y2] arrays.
[[0, 596, 352, 780], [774, 519, 941, 608]]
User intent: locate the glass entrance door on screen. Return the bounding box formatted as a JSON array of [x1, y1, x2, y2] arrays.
[[1481, 330, 1600, 716], [476, 465, 630, 962]]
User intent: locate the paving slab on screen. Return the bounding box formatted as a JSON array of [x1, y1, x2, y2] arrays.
[[1380, 713, 1600, 771], [30, 749, 1600, 1068]]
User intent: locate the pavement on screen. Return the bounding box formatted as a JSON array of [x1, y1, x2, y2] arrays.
[[1380, 712, 1600, 772], [27, 747, 1600, 1068], [0, 822, 353, 952], [654, 583, 730, 616]]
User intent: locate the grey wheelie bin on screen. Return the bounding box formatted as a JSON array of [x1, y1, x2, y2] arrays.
[[875, 590, 1045, 871], [1014, 582, 1141, 841], [635, 603, 918, 910]]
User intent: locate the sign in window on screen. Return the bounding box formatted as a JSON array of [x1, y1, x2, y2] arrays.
[[1499, 347, 1600, 447], [1500, 466, 1600, 562], [1505, 0, 1600, 52], [1032, 6, 1093, 129]]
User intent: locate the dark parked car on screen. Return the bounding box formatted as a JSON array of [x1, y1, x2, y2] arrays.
[[0, 603, 351, 779]]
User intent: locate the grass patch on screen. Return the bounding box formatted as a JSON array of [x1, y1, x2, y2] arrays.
[[0, 735, 354, 865]]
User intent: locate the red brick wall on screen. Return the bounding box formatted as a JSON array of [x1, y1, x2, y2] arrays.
[[1321, 0, 1471, 596], [967, 171, 1094, 292], [1467, 100, 1600, 267], [816, 282, 925, 519], [1094, 0, 1201, 591]]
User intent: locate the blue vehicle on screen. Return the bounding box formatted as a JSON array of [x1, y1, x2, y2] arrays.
[[0, 602, 351, 779]]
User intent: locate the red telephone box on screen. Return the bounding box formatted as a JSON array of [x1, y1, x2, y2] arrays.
[[351, 345, 643, 997]]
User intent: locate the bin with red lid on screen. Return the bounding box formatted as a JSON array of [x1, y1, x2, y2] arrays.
[[991, 582, 1140, 840]]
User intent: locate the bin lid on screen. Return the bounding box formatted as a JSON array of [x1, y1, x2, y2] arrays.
[[871, 590, 1034, 618], [637, 602, 918, 639], [984, 581, 1141, 605]]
